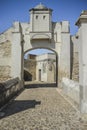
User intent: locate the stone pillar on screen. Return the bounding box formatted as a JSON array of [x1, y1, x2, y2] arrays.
[[11, 22, 24, 87], [76, 11, 87, 113], [59, 21, 70, 82]]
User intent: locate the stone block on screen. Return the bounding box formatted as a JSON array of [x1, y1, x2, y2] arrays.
[[0, 78, 21, 108]]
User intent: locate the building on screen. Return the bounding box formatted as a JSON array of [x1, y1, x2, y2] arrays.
[[0, 3, 87, 113], [0, 3, 71, 83], [24, 53, 56, 82]]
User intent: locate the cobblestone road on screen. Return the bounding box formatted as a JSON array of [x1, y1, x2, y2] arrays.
[[0, 87, 87, 130]]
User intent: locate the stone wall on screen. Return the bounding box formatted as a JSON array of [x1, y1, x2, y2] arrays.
[[0, 28, 12, 82], [71, 36, 79, 81], [24, 59, 36, 81], [62, 78, 80, 104], [0, 66, 11, 81], [0, 41, 11, 82], [0, 78, 21, 108], [0, 41, 11, 57], [72, 51, 79, 81], [0, 41, 11, 81]]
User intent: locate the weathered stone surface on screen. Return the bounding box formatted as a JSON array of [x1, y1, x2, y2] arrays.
[[0, 78, 20, 108], [0, 41, 11, 81], [71, 35, 79, 82], [24, 59, 36, 81], [0, 28, 12, 44], [0, 41, 11, 57], [0, 66, 11, 81], [72, 50, 79, 81]]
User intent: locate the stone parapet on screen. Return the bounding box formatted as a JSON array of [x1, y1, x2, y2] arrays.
[[62, 78, 80, 104], [0, 78, 21, 108]]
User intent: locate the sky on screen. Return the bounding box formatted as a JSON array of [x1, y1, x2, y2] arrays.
[[0, 0, 87, 55], [0, 0, 87, 34]]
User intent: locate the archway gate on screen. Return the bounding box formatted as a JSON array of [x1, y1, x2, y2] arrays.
[[11, 22, 71, 87], [11, 3, 70, 87], [24, 48, 57, 84]]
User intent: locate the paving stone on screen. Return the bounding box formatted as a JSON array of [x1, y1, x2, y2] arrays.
[[0, 87, 87, 130]]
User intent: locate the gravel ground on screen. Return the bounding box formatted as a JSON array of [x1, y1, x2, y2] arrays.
[[0, 87, 87, 130]]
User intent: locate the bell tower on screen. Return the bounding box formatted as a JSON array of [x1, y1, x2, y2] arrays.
[[29, 3, 53, 32]]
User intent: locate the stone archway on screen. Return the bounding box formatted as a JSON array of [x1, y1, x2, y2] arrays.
[[24, 47, 58, 86], [11, 26, 70, 88], [11, 3, 71, 88]]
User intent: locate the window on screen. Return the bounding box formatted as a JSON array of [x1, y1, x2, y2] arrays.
[[36, 15, 38, 19], [43, 16, 46, 19]]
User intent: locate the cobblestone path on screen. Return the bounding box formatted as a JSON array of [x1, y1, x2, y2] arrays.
[[0, 87, 87, 130]]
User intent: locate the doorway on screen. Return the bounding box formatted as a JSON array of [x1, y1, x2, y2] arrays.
[[39, 69, 41, 81], [24, 48, 58, 87]]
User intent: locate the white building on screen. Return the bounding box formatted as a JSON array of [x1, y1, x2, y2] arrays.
[[36, 53, 56, 82], [24, 53, 56, 83]]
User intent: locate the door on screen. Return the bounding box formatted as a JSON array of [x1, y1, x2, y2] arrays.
[[39, 69, 41, 81]]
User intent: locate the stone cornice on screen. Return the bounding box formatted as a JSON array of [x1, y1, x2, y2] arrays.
[[29, 8, 53, 12], [75, 10, 87, 26]]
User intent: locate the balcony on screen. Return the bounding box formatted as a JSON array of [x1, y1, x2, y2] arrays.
[[30, 32, 52, 41]]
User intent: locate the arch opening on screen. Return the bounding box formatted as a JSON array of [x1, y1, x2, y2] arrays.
[[24, 48, 58, 86]]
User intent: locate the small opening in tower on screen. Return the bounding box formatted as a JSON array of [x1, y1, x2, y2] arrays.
[[43, 16, 46, 19], [36, 15, 38, 19]]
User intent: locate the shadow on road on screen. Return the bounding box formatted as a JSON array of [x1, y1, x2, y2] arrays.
[[0, 82, 57, 119], [0, 100, 41, 119]]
